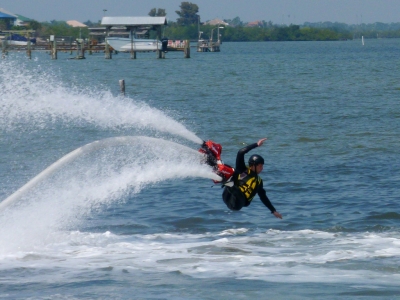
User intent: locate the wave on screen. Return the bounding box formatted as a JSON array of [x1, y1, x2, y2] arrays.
[[1, 228, 400, 286]]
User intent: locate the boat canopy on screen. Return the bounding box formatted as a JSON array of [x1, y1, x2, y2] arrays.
[[101, 16, 167, 27]]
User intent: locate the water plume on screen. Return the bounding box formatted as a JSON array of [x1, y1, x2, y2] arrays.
[[0, 136, 220, 253], [0, 58, 202, 143]]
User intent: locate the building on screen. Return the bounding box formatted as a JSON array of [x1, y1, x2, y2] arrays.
[[204, 18, 229, 26], [246, 20, 263, 27], [66, 20, 88, 28], [0, 7, 17, 29], [15, 14, 33, 27]]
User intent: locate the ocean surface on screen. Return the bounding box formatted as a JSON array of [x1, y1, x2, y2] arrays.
[[0, 39, 400, 299]]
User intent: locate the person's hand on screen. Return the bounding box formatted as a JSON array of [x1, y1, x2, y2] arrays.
[[257, 138, 267, 147], [273, 211, 282, 219]]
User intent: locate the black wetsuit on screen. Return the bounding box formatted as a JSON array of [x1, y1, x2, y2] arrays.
[[222, 143, 277, 213]]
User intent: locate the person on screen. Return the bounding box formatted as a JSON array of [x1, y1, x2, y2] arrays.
[[223, 138, 282, 218], [200, 138, 282, 219]]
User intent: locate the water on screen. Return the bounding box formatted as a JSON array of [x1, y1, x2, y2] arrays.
[[0, 40, 400, 299]]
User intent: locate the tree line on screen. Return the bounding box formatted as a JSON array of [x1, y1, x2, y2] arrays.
[[5, 1, 400, 41]]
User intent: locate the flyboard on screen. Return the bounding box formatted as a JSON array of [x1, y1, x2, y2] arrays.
[[198, 140, 235, 186]]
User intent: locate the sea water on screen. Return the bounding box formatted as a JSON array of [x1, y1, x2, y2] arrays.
[[0, 40, 400, 299]]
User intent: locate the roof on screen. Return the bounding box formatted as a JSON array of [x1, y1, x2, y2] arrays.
[[0, 7, 17, 18], [205, 18, 229, 26], [0, 12, 15, 19], [15, 14, 32, 22], [101, 16, 167, 27], [66, 20, 88, 28], [246, 20, 263, 27]]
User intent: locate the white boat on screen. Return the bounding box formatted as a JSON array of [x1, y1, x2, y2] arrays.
[[6, 34, 36, 46], [106, 36, 162, 52]]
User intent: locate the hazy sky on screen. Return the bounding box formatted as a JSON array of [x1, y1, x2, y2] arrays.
[[2, 0, 400, 25]]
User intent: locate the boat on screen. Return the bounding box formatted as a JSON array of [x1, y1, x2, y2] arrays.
[[106, 36, 162, 52], [100, 16, 168, 52], [7, 34, 36, 46]]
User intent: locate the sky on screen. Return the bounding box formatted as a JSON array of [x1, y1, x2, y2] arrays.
[[2, 0, 400, 25]]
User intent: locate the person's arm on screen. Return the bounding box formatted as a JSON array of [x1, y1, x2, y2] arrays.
[[235, 138, 267, 172], [258, 181, 282, 219], [235, 143, 258, 172]]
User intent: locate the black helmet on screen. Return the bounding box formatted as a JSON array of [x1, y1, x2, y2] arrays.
[[248, 154, 264, 166]]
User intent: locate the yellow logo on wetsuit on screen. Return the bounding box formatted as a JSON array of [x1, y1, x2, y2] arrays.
[[238, 169, 261, 202]]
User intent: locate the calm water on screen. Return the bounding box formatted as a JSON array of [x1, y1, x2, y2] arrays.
[[1, 39, 400, 299]]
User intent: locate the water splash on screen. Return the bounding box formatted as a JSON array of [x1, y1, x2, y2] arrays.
[[0, 136, 219, 253], [0, 58, 202, 143]]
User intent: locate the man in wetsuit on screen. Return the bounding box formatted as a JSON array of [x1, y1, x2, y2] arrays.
[[222, 138, 282, 219]]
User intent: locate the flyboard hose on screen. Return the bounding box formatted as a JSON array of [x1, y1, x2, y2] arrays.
[[0, 136, 217, 213]]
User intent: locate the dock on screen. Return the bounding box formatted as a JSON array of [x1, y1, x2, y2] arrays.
[[196, 25, 224, 52], [1, 16, 191, 59], [197, 40, 221, 52]]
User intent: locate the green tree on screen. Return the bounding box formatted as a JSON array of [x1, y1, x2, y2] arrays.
[[28, 20, 42, 31], [230, 16, 243, 27], [175, 2, 199, 26], [156, 9, 166, 16], [149, 8, 167, 17], [0, 18, 13, 30], [39, 21, 89, 39]]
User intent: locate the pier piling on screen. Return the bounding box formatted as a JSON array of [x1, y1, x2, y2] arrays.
[[1, 40, 7, 58], [50, 35, 57, 60], [130, 28, 136, 59], [105, 27, 112, 59], [27, 40, 31, 59], [119, 79, 125, 96], [26, 32, 32, 59], [184, 40, 190, 58]]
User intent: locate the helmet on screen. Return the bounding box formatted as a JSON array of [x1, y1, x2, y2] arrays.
[[248, 154, 264, 166]]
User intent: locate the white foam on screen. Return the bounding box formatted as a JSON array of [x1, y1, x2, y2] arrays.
[[1, 228, 400, 286]]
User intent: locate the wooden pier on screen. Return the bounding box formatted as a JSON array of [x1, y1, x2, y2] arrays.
[[197, 40, 220, 52], [1, 38, 192, 59], [196, 25, 224, 52], [1, 16, 191, 60]]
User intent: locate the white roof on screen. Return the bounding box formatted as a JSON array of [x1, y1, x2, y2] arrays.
[[101, 16, 167, 27], [66, 20, 88, 28], [205, 18, 229, 26]]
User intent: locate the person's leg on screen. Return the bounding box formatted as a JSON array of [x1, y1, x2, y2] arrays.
[[222, 187, 245, 211]]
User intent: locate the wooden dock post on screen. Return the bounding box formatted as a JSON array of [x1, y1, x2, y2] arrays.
[[1, 39, 7, 58], [130, 27, 136, 59], [184, 40, 190, 58], [105, 27, 112, 59], [26, 32, 32, 59], [119, 79, 125, 96], [156, 27, 163, 59], [27, 40, 31, 59], [50, 35, 57, 60], [76, 39, 85, 59]]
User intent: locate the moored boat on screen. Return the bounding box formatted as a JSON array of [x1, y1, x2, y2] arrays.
[[7, 34, 36, 46], [106, 36, 161, 52]]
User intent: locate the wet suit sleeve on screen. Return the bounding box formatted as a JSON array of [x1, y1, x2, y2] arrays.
[[235, 143, 259, 173], [257, 180, 276, 213]]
